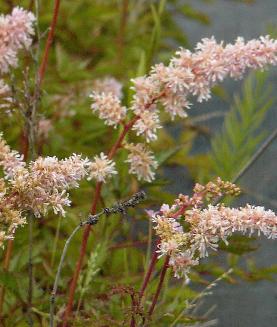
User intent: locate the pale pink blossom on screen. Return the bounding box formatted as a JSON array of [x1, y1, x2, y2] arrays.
[[125, 143, 158, 182], [132, 110, 161, 142], [0, 79, 12, 111], [130, 35, 277, 121], [0, 132, 25, 179], [10, 154, 89, 216], [0, 7, 35, 73], [90, 92, 127, 127], [152, 181, 277, 278], [88, 152, 117, 183], [130, 76, 161, 115]]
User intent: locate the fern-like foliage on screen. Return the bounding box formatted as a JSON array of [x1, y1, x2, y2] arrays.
[[209, 71, 274, 181]]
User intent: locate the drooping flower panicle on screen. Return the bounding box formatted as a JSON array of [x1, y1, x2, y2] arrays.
[[151, 179, 277, 278], [89, 36, 277, 145]]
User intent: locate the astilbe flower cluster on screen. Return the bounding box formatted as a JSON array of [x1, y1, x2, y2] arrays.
[[0, 133, 93, 247], [89, 36, 277, 182], [0, 7, 35, 74], [151, 178, 277, 279]]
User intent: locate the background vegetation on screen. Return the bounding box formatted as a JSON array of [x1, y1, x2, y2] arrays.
[[0, 1, 276, 326]]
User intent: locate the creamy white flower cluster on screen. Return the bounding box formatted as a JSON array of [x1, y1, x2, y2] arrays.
[[0, 7, 35, 74], [151, 179, 277, 279], [90, 91, 127, 127]]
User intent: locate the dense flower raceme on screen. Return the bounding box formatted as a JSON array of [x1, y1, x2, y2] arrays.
[[151, 178, 277, 279], [0, 133, 103, 246], [0, 135, 90, 217], [0, 7, 35, 74], [90, 36, 277, 142]]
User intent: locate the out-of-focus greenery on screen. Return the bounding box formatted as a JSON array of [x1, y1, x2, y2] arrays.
[[0, 1, 276, 326], [208, 71, 273, 181]]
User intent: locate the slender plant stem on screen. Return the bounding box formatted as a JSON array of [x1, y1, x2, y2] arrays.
[[0, 240, 14, 319], [27, 214, 34, 327], [38, 0, 61, 87], [147, 255, 170, 317], [51, 193, 145, 326], [50, 223, 83, 327], [62, 183, 102, 326], [0, 0, 61, 323], [0, 132, 29, 318], [145, 217, 153, 270], [63, 90, 164, 323], [139, 246, 159, 301], [132, 205, 188, 326], [139, 205, 187, 300], [62, 118, 139, 325]]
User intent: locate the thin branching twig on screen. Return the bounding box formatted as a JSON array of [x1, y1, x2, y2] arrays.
[[50, 191, 146, 327]]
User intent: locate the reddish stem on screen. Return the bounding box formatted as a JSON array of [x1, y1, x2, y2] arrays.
[[62, 117, 139, 326], [138, 204, 187, 300], [0, 240, 14, 318], [38, 0, 61, 87], [63, 91, 164, 324], [132, 203, 188, 325], [139, 244, 159, 301], [62, 182, 102, 327], [148, 255, 170, 317]]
